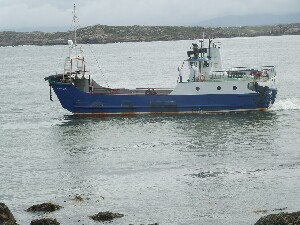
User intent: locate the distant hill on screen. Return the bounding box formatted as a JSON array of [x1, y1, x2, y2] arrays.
[[1, 23, 300, 47], [198, 13, 300, 27]]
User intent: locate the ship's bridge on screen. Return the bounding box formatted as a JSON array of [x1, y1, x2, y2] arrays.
[[179, 40, 223, 82]]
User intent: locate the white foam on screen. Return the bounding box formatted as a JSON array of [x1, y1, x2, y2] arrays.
[[271, 98, 300, 111]]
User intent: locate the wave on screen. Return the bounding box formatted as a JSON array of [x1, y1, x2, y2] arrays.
[[271, 98, 300, 111]]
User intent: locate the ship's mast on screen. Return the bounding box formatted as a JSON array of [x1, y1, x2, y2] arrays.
[[72, 4, 78, 53], [64, 4, 78, 80]]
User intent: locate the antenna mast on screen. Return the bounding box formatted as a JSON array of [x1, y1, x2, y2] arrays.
[[72, 4, 78, 48]]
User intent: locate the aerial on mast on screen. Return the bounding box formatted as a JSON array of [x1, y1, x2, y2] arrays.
[[72, 4, 78, 48]]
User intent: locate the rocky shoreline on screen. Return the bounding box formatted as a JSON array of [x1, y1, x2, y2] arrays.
[[1, 201, 300, 225], [0, 23, 299, 47]]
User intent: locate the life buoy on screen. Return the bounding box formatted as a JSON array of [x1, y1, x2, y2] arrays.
[[198, 75, 205, 82]]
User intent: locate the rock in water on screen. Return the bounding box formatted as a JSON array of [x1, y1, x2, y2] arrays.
[[254, 211, 300, 225], [72, 195, 84, 202], [89, 211, 124, 221], [30, 218, 60, 225], [26, 203, 62, 213], [0, 202, 18, 225]]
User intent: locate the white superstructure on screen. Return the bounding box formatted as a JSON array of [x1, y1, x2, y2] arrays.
[[171, 39, 276, 96]]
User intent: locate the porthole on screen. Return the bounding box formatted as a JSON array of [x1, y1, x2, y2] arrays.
[[196, 87, 200, 91], [217, 86, 221, 90], [233, 86, 237, 90]]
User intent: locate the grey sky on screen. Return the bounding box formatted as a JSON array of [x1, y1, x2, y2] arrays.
[[1, 0, 300, 30]]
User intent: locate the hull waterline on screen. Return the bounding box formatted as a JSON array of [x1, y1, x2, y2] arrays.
[[51, 82, 277, 116]]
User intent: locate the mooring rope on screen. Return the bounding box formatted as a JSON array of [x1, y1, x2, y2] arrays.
[[55, 45, 69, 73], [88, 44, 110, 88]]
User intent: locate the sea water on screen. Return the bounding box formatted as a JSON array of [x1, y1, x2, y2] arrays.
[[0, 36, 299, 225]]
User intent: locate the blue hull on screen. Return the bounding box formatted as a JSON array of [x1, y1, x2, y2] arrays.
[[51, 82, 277, 115]]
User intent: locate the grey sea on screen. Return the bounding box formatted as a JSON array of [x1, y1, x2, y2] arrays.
[[0, 36, 300, 225]]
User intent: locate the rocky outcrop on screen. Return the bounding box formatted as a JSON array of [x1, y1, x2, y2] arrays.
[[254, 211, 300, 225], [0, 203, 18, 225], [30, 218, 60, 225], [89, 211, 124, 222], [1, 23, 299, 47], [26, 203, 62, 213], [3, 200, 300, 225]]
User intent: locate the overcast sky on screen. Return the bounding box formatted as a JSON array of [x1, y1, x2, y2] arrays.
[[1, 0, 300, 30]]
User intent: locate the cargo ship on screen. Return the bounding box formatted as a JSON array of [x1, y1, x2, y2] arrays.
[[45, 5, 277, 116]]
